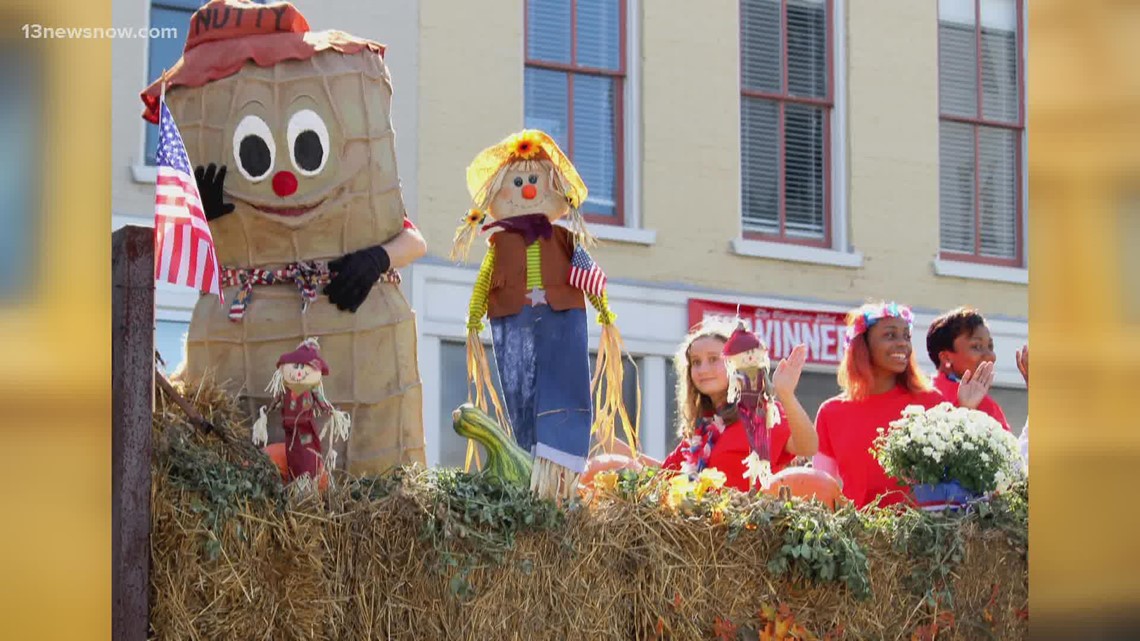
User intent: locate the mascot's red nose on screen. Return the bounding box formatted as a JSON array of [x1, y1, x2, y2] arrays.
[[273, 171, 299, 197], [521, 184, 537, 199]]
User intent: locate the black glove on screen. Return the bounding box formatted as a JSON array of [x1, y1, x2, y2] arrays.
[[324, 245, 391, 313], [194, 163, 235, 221]]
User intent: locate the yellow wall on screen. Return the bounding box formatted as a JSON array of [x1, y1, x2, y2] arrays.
[[413, 0, 1027, 318], [417, 0, 524, 265]]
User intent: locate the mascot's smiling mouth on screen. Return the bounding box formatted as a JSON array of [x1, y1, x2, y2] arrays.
[[249, 198, 327, 217]]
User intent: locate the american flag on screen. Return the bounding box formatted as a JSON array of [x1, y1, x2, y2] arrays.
[[153, 101, 223, 301], [569, 244, 607, 297]]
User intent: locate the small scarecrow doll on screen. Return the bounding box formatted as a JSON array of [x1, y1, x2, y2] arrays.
[[452, 130, 636, 501], [723, 321, 779, 461], [251, 338, 351, 485]]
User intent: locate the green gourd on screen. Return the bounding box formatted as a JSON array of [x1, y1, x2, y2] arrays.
[[451, 404, 533, 487]]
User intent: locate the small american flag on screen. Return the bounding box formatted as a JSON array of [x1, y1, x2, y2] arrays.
[[569, 244, 607, 297], [153, 101, 223, 301]]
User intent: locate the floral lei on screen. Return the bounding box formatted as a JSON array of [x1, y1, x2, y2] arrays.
[[679, 412, 728, 478], [843, 301, 914, 350]]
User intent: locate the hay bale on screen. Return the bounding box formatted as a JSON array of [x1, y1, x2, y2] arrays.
[[150, 380, 1028, 640]]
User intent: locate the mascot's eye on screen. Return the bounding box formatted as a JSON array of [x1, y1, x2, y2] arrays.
[[232, 115, 276, 182], [528, 175, 538, 185], [287, 109, 330, 177], [513, 177, 524, 188]]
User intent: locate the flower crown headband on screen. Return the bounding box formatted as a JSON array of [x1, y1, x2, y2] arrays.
[[843, 302, 914, 350]]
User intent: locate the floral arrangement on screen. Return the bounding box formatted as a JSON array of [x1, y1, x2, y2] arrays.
[[843, 301, 914, 349], [872, 402, 1023, 495], [591, 467, 731, 517]]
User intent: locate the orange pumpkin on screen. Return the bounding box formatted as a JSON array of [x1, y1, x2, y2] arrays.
[[263, 443, 330, 492], [762, 467, 843, 510], [579, 453, 643, 487]]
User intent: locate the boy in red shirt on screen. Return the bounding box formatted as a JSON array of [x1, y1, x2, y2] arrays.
[[925, 307, 1011, 431]]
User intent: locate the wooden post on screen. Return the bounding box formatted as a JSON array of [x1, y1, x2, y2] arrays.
[[112, 226, 155, 641]]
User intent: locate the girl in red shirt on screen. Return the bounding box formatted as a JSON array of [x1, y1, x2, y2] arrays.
[[925, 307, 1010, 431], [813, 302, 993, 508], [596, 320, 819, 492]]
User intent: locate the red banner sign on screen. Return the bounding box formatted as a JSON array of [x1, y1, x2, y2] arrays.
[[687, 299, 849, 366]]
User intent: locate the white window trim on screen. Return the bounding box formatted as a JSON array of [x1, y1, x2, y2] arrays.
[[732, 238, 862, 268], [112, 213, 200, 319], [932, 257, 1028, 284], [733, 0, 856, 267], [132, 163, 158, 184], [593, 224, 656, 245], [611, 0, 653, 245]]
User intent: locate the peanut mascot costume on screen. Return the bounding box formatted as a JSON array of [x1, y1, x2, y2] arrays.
[[140, 0, 425, 474]]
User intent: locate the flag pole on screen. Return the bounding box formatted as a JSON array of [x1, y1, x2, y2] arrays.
[[159, 67, 168, 104]]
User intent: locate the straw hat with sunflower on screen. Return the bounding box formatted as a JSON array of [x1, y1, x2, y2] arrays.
[[450, 130, 595, 262]]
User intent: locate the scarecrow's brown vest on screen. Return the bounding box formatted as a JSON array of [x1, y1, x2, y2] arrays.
[[487, 226, 587, 318]]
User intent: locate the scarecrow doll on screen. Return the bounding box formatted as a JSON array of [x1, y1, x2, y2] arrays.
[[139, 0, 426, 475], [723, 321, 780, 460], [251, 338, 351, 485], [452, 130, 636, 500]]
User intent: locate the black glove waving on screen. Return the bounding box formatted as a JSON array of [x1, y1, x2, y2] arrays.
[[194, 163, 235, 221], [324, 245, 391, 313]]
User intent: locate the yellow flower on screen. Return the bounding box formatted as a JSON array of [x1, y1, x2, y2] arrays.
[[667, 474, 694, 509], [465, 208, 485, 225], [695, 468, 727, 499], [593, 470, 619, 494], [510, 131, 543, 160]]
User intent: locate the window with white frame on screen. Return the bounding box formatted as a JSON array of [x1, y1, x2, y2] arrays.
[[155, 320, 189, 373], [525, 0, 626, 224], [739, 0, 833, 246], [938, 0, 1024, 266], [145, 0, 204, 165]]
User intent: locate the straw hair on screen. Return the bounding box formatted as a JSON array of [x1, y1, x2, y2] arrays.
[[590, 323, 640, 456], [463, 330, 511, 467]]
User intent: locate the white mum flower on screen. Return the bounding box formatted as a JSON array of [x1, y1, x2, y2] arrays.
[[902, 405, 926, 417]]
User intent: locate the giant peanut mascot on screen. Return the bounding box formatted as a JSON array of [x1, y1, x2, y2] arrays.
[[140, 0, 426, 474]]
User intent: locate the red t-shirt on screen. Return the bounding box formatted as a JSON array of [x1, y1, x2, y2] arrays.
[[661, 403, 795, 492], [816, 385, 945, 508], [931, 371, 1011, 431]]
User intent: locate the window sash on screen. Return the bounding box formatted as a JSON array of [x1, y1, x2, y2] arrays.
[[937, 0, 1024, 265], [525, 0, 626, 223], [739, 0, 833, 245]]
